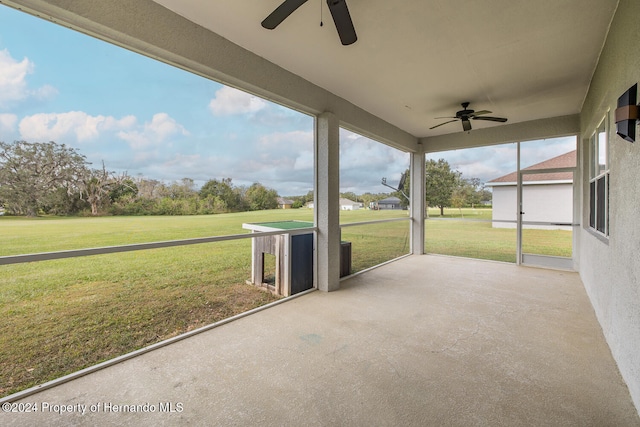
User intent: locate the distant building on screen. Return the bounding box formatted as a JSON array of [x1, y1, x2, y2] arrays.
[[305, 199, 362, 210], [277, 197, 294, 209], [339, 198, 360, 210], [376, 196, 403, 210], [486, 150, 575, 230]]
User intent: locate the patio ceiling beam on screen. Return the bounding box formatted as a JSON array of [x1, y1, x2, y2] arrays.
[[420, 114, 580, 153]]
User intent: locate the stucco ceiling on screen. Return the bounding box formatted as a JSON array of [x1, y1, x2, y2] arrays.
[[152, 0, 618, 138]]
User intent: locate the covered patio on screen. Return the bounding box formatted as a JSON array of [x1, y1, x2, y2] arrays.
[[1, 0, 640, 422], [6, 255, 639, 426]]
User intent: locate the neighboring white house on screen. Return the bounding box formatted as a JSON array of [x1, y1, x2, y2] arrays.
[[339, 198, 360, 211], [486, 151, 575, 230], [375, 196, 403, 210], [306, 199, 361, 210]]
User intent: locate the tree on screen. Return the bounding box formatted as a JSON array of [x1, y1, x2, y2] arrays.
[[289, 190, 313, 208], [199, 178, 242, 211], [0, 141, 89, 216], [81, 163, 134, 215], [135, 177, 163, 199], [81, 165, 112, 216], [425, 159, 460, 216], [450, 186, 467, 217], [244, 183, 278, 211], [109, 178, 138, 202], [340, 191, 358, 202], [462, 177, 484, 208], [42, 186, 87, 215], [359, 192, 385, 209], [161, 178, 197, 200], [478, 188, 492, 205]]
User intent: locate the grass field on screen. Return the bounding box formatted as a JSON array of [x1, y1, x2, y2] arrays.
[[0, 207, 570, 397], [0, 209, 407, 397], [424, 207, 572, 262]]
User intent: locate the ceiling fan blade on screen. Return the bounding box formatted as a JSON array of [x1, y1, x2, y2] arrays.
[[471, 110, 492, 116], [262, 0, 309, 29], [429, 120, 457, 130], [434, 116, 457, 120], [462, 119, 472, 131], [473, 116, 508, 123], [327, 0, 357, 45]]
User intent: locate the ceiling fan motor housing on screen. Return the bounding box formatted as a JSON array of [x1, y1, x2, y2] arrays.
[[457, 102, 473, 118]]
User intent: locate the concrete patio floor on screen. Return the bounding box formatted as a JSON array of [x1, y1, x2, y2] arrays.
[[4, 255, 640, 426]]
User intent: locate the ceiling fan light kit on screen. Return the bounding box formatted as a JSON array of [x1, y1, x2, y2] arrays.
[[430, 102, 508, 132], [262, 0, 357, 46]]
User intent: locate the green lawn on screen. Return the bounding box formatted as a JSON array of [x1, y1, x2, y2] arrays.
[[0, 209, 408, 397], [0, 207, 571, 397], [424, 208, 572, 263]]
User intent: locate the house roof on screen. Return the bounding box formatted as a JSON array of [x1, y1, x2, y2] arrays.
[[339, 198, 358, 206], [277, 197, 294, 205], [487, 150, 576, 185], [378, 197, 402, 204]]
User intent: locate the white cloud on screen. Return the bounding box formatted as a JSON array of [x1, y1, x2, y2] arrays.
[[246, 130, 315, 178], [0, 113, 18, 132], [32, 84, 59, 101], [341, 135, 407, 170], [0, 49, 58, 108], [19, 111, 136, 143], [258, 130, 313, 150], [162, 153, 204, 171], [0, 49, 33, 107], [208, 86, 267, 116], [118, 113, 189, 150], [339, 131, 410, 192], [294, 149, 314, 171], [132, 150, 159, 164]]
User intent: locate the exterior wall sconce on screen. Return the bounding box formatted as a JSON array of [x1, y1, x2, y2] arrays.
[[615, 83, 638, 142]]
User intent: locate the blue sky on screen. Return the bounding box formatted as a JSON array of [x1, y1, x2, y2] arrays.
[[0, 5, 574, 196]]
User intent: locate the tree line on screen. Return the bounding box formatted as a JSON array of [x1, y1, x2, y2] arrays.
[[0, 141, 279, 216], [0, 141, 491, 217]]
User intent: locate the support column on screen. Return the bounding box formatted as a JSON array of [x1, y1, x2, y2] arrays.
[[410, 146, 425, 255], [315, 112, 341, 292], [516, 142, 522, 265]]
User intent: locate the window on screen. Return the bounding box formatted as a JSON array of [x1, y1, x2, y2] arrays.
[[589, 116, 609, 236]]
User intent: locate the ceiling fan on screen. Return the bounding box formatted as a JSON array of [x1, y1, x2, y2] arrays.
[[262, 0, 357, 46], [430, 102, 508, 132]]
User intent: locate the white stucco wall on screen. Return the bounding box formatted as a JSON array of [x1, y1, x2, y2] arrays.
[[579, 0, 640, 415], [491, 183, 573, 230]]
